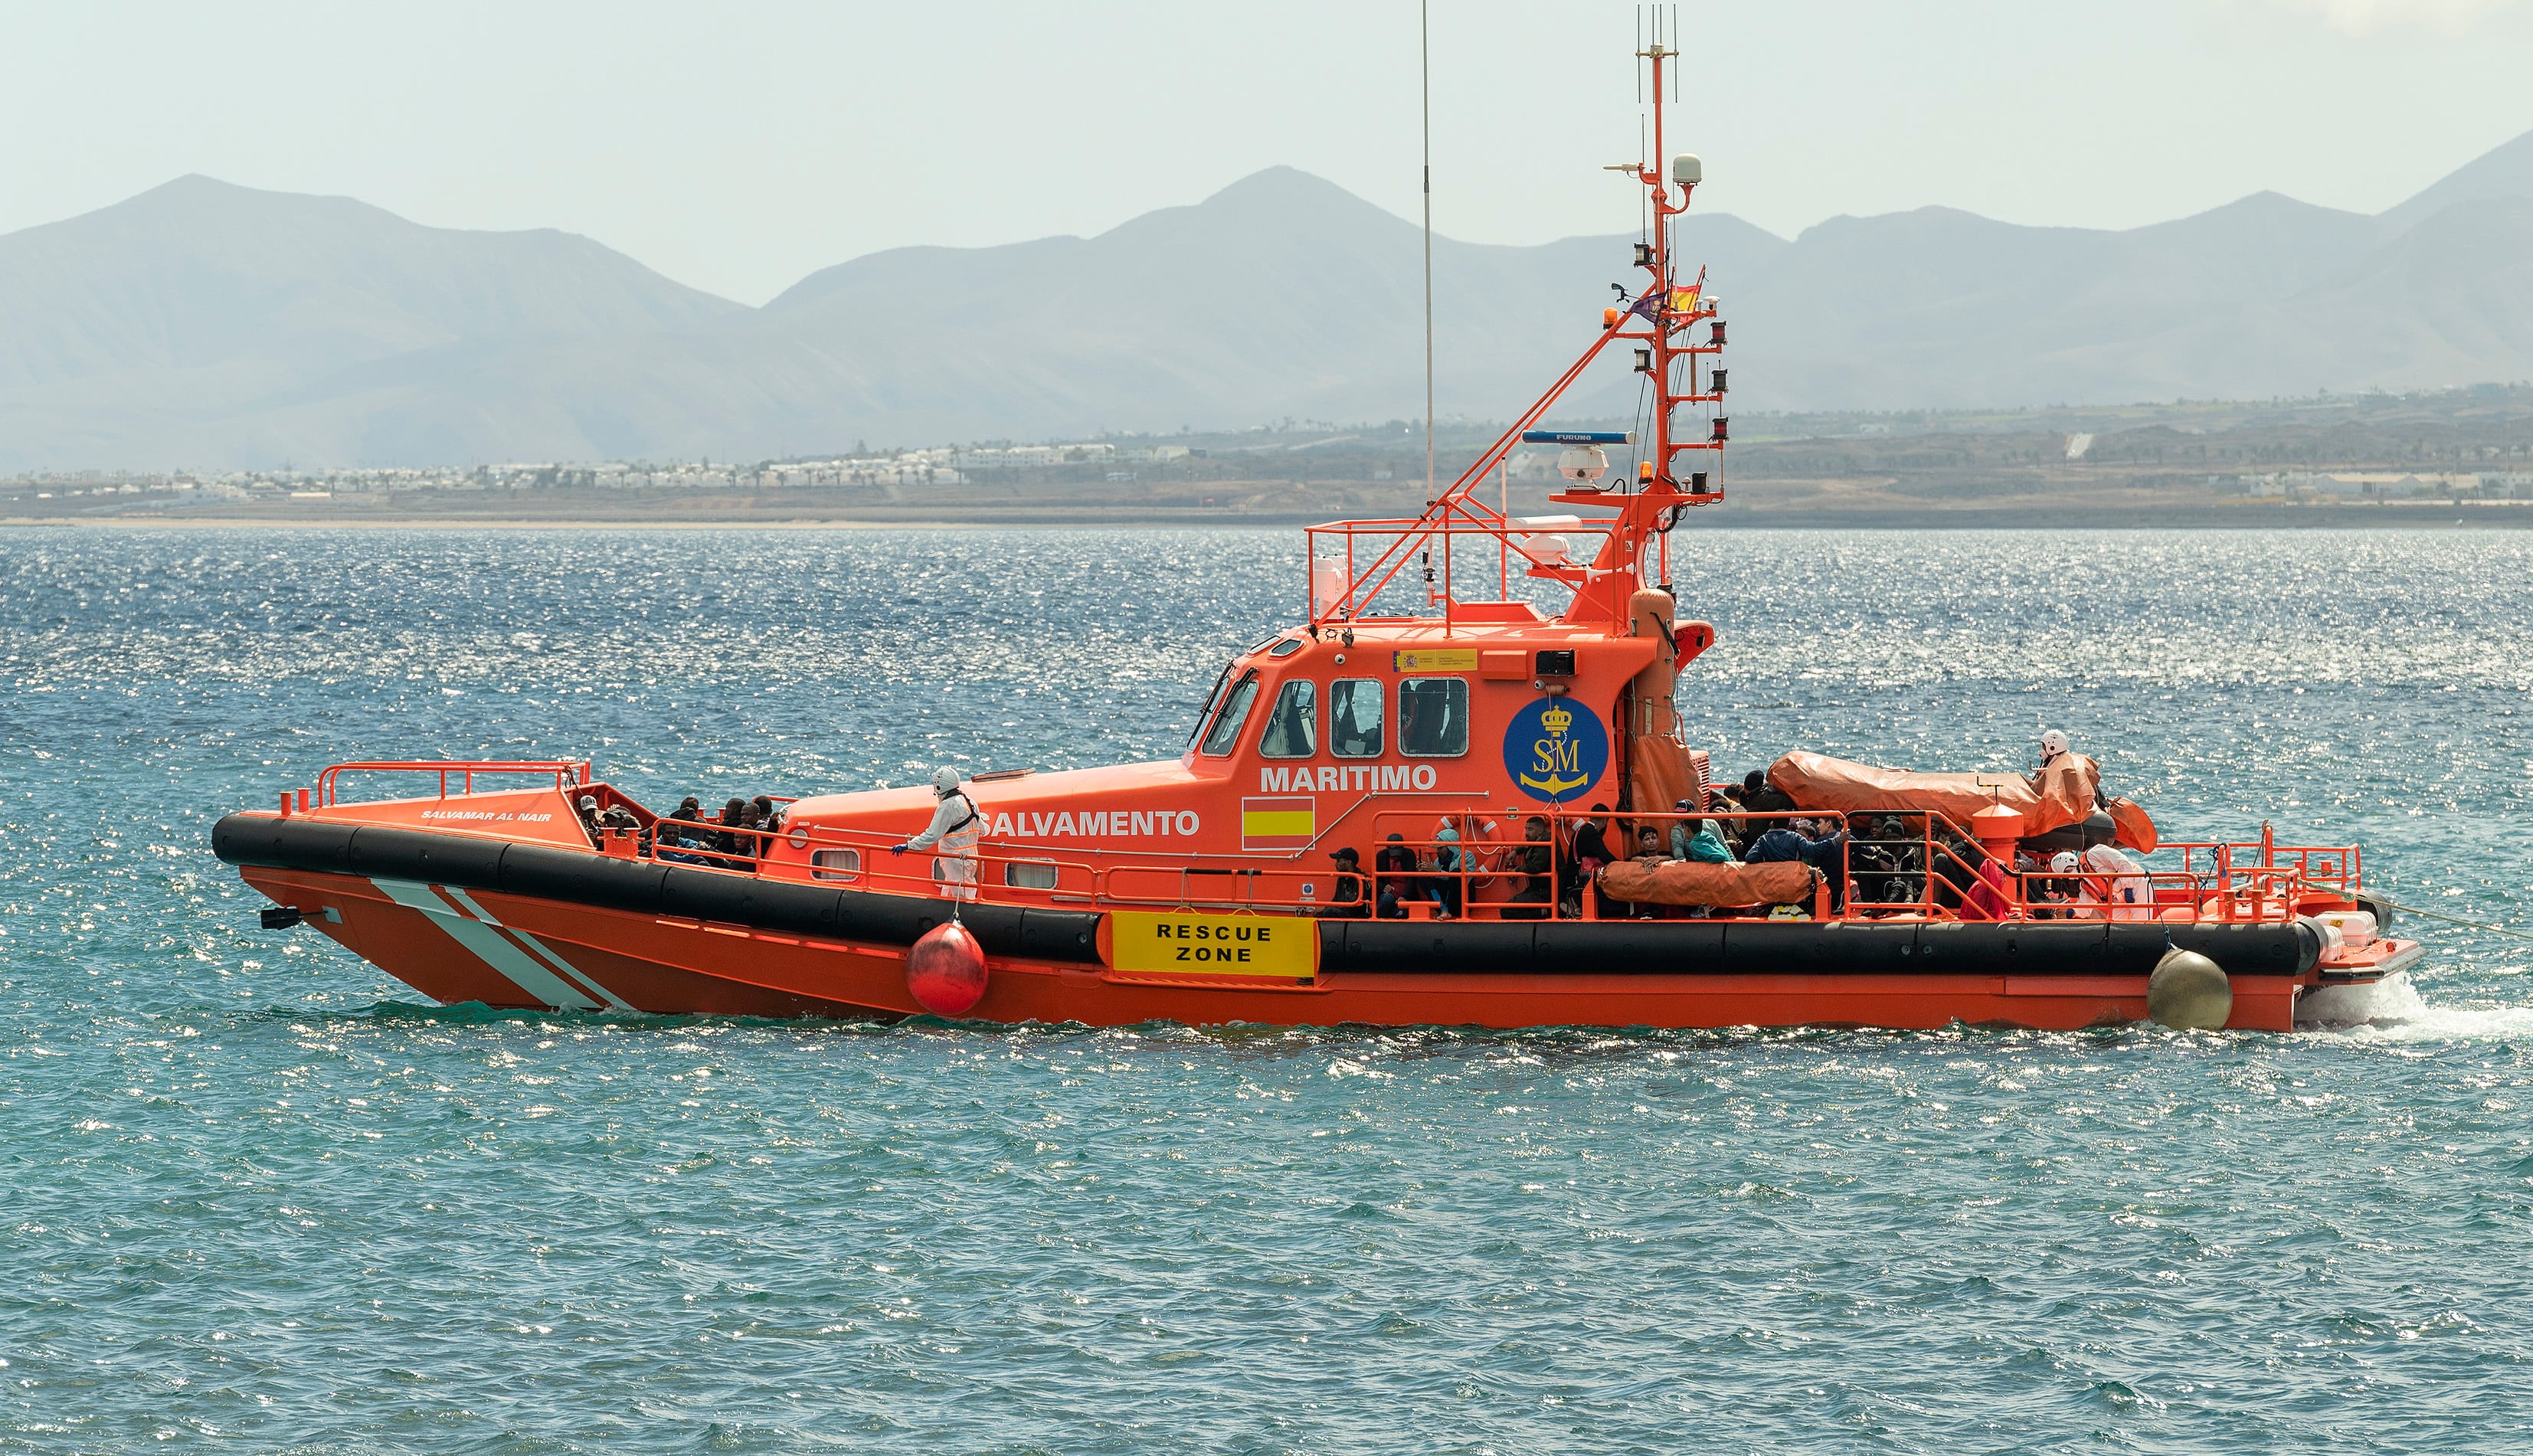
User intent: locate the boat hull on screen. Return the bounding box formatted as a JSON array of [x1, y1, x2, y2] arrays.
[[221, 816, 2332, 1032]]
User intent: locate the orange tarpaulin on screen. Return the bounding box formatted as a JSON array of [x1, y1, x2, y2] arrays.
[[1766, 750, 2106, 837], [1598, 858, 1815, 908], [2106, 797, 2159, 854]]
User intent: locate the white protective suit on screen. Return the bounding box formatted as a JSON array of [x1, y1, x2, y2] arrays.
[[907, 789, 983, 901], [2078, 843, 2155, 921]]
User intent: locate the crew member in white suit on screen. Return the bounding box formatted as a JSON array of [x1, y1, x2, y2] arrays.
[[892, 766, 982, 901]]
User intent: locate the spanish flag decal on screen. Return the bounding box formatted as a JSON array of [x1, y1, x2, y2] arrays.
[[1240, 796, 1315, 852]]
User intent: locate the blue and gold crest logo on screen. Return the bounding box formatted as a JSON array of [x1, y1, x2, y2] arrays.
[[1501, 696, 1609, 803]]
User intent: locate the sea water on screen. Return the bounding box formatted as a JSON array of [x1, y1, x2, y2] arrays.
[[3, 525, 2530, 1454]]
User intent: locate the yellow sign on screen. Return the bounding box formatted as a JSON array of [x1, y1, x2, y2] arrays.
[[1105, 911, 1320, 980], [1392, 647, 1478, 673]]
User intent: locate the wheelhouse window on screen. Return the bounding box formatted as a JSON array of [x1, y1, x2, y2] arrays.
[[1199, 671, 1259, 756], [1397, 677, 1469, 757], [810, 848, 862, 882], [1186, 662, 1236, 745], [1328, 679, 1384, 757], [1258, 679, 1317, 758]]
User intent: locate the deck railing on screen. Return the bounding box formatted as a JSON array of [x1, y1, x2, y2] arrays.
[[309, 760, 593, 810], [285, 761, 2364, 926]]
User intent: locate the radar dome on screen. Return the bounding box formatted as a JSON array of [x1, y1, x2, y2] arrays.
[[1557, 446, 1610, 486]]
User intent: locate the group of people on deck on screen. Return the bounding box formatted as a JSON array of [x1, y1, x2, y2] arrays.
[[1307, 731, 2152, 922], [577, 791, 787, 868], [577, 738, 2153, 922]]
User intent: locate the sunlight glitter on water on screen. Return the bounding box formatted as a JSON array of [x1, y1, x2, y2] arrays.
[[5, 525, 2533, 1453]]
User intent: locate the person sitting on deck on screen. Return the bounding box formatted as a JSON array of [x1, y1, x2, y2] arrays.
[[1376, 833, 1454, 920], [1677, 818, 1737, 865], [1611, 826, 1671, 918], [1311, 846, 1370, 918], [713, 798, 748, 857], [1745, 816, 1847, 911], [575, 794, 604, 844], [1705, 785, 1749, 855], [1842, 818, 1887, 902], [1744, 816, 1845, 871], [1877, 817, 1923, 904], [1951, 838, 2016, 921], [656, 800, 709, 865], [1430, 826, 1466, 918], [1567, 806, 1617, 916], [1505, 817, 1555, 921], [2033, 850, 2083, 918]]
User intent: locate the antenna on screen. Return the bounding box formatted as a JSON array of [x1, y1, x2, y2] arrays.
[[1422, 0, 1435, 509]]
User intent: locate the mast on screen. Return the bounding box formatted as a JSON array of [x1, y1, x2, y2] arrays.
[[1307, 9, 1724, 631], [1421, 0, 1435, 510]]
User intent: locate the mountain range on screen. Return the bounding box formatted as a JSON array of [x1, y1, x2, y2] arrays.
[[5, 126, 2531, 471]]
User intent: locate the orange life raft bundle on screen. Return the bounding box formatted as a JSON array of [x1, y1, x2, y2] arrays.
[[1766, 751, 2159, 853]]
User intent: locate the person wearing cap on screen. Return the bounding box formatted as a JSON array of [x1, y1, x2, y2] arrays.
[[574, 793, 605, 845], [891, 767, 983, 901], [1667, 800, 1700, 862], [598, 799, 641, 839], [1311, 846, 1370, 918]]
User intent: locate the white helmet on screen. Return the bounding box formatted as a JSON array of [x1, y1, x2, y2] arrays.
[[2039, 729, 2070, 763], [931, 766, 964, 796]]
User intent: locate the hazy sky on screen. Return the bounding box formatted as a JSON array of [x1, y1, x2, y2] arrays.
[[7, 0, 2530, 304]]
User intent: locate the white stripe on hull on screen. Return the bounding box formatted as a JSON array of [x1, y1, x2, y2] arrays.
[[509, 928, 635, 1012], [371, 877, 603, 1011], [438, 885, 635, 1010]]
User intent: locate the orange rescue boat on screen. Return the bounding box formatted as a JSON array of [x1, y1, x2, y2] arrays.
[[214, 34, 2417, 1032]]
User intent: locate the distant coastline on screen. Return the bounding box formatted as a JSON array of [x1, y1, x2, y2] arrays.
[[11, 502, 2532, 531], [10, 388, 2526, 531]]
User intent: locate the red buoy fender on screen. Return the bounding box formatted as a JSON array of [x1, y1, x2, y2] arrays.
[[905, 921, 988, 1016]]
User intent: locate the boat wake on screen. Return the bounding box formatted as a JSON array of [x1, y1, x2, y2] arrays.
[[2298, 972, 2533, 1040]]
